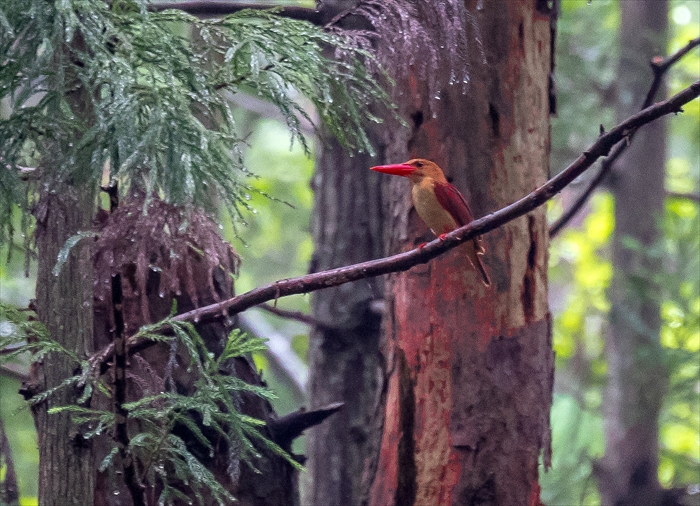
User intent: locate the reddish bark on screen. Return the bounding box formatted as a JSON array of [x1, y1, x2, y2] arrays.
[[105, 76, 700, 340], [368, 1, 555, 503]]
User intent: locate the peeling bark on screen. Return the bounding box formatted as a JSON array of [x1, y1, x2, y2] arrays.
[[89, 196, 298, 506], [368, 1, 554, 504], [31, 188, 300, 505]]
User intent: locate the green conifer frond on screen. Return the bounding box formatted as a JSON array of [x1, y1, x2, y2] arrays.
[[0, 0, 393, 243], [0, 302, 70, 363], [9, 314, 297, 503], [1, 2, 391, 500]]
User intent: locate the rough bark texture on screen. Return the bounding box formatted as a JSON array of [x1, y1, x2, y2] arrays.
[[306, 133, 385, 506], [33, 183, 98, 506], [598, 2, 670, 505], [88, 196, 298, 506], [30, 190, 298, 506], [29, 35, 100, 506], [368, 1, 554, 504], [29, 95, 297, 506]]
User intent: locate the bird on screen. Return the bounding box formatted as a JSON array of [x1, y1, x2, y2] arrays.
[[370, 158, 491, 286]]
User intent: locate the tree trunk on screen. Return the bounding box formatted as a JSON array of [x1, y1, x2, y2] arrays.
[[27, 36, 100, 505], [367, 1, 555, 504], [88, 197, 298, 506], [598, 1, 669, 505], [306, 138, 385, 505], [305, 4, 386, 506], [33, 182, 97, 506], [27, 40, 298, 506], [31, 187, 299, 506]]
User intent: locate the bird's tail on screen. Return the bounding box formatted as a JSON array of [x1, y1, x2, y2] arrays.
[[462, 239, 491, 287]]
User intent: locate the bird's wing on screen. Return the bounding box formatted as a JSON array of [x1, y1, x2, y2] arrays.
[[433, 181, 485, 255], [433, 181, 474, 227]]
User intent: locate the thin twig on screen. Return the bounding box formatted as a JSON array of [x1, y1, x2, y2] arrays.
[[258, 303, 327, 328], [549, 37, 700, 237], [0, 344, 24, 355], [549, 133, 627, 236], [666, 191, 700, 203], [644, 37, 700, 107]]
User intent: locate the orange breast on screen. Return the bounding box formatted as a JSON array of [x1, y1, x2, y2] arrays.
[[411, 179, 458, 234]]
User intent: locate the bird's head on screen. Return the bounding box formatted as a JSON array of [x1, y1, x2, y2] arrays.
[[370, 159, 447, 184]]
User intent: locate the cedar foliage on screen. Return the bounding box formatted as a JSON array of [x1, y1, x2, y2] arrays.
[[0, 0, 391, 503], [0, 0, 390, 240]]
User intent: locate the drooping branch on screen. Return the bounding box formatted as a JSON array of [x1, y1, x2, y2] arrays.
[[549, 37, 700, 237], [87, 80, 699, 371]]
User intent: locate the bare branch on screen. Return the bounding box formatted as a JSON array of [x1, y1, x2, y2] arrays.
[[85, 79, 699, 373], [0, 343, 24, 355], [171, 80, 699, 323], [257, 303, 327, 328], [550, 37, 700, 237], [645, 37, 700, 107], [666, 191, 700, 203], [147, 2, 322, 24]]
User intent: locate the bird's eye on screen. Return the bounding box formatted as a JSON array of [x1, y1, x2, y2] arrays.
[[415, 162, 423, 167]]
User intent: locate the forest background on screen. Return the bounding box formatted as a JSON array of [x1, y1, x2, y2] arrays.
[[0, 0, 698, 505]]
